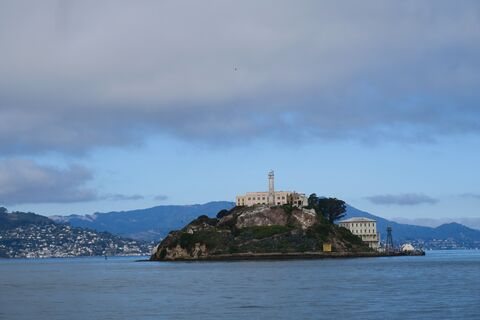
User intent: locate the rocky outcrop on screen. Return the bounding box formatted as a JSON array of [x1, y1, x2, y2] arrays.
[[292, 208, 317, 230], [150, 204, 372, 261], [157, 243, 209, 260]]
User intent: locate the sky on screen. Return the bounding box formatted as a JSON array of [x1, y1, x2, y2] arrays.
[[0, 1, 479, 222]]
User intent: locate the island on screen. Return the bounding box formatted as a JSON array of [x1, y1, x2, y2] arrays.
[[150, 201, 383, 261], [151, 172, 425, 261]]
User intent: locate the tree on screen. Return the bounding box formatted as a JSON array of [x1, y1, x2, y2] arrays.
[[307, 193, 319, 208], [216, 209, 229, 219], [0, 207, 7, 215], [318, 198, 346, 223], [307, 194, 346, 223]]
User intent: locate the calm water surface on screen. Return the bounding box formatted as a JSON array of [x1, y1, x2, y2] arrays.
[[1, 250, 479, 320]]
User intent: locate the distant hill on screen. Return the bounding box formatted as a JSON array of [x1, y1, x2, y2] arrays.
[[52, 201, 235, 241], [431, 222, 480, 242], [0, 208, 153, 258], [0, 208, 53, 230], [52, 201, 480, 248]]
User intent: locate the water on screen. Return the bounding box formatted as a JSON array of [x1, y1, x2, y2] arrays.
[[0, 250, 479, 320]]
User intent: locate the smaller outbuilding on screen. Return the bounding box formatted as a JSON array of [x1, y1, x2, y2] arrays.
[[401, 243, 415, 252]]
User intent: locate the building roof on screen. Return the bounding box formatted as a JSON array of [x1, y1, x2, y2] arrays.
[[339, 217, 376, 223], [241, 191, 306, 196]]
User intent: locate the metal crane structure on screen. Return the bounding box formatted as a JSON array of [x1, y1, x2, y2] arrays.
[[385, 226, 394, 253]]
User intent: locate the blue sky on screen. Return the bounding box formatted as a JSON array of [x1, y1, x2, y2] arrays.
[[0, 1, 479, 222]]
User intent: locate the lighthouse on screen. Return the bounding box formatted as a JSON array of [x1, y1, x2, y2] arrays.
[[268, 170, 275, 205]]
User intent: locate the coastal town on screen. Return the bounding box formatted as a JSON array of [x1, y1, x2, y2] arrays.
[[0, 223, 153, 258]]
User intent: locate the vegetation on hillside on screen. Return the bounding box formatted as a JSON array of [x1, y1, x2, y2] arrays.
[[0, 207, 54, 230], [307, 194, 347, 223]]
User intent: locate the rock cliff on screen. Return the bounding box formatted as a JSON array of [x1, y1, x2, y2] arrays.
[[150, 204, 372, 261]]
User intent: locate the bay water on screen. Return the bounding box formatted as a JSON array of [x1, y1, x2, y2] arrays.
[[1, 250, 479, 319]]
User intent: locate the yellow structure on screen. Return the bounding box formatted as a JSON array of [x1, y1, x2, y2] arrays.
[[235, 171, 308, 207], [322, 243, 332, 252]]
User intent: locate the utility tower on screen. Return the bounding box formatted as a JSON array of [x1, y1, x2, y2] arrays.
[[268, 170, 275, 205], [385, 226, 394, 253]]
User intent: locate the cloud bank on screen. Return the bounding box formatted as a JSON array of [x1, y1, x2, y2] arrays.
[[366, 193, 438, 206], [0, 1, 479, 155], [459, 193, 480, 199], [102, 194, 144, 201], [0, 159, 97, 205], [154, 194, 169, 202], [0, 159, 149, 205]]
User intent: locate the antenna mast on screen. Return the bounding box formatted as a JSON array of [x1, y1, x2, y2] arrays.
[[385, 226, 394, 253]]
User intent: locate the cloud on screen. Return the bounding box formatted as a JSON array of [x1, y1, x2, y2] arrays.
[[102, 194, 144, 201], [154, 194, 168, 202], [0, 159, 151, 205], [365, 193, 438, 206], [1, 1, 480, 155], [459, 193, 480, 199], [0, 159, 97, 205]]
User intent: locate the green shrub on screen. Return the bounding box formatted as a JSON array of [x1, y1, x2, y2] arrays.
[[216, 209, 230, 219], [195, 215, 218, 226], [176, 230, 227, 250], [242, 225, 292, 239], [158, 248, 167, 259], [282, 204, 293, 216], [336, 226, 364, 245]]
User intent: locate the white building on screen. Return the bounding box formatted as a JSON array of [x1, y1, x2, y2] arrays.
[[401, 243, 415, 252], [338, 217, 380, 250], [235, 171, 308, 207]]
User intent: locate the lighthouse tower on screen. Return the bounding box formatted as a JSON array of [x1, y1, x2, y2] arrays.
[[268, 170, 275, 205]]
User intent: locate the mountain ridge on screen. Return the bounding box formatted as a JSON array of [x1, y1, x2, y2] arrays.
[[50, 201, 480, 249], [51, 201, 235, 240], [0, 207, 54, 230]]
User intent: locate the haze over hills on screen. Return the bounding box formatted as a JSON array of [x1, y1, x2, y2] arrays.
[[52, 201, 480, 249], [51, 202, 235, 241]]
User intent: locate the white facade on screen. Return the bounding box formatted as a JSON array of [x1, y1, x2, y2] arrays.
[[401, 243, 415, 252], [339, 217, 380, 250], [236, 171, 308, 207]]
